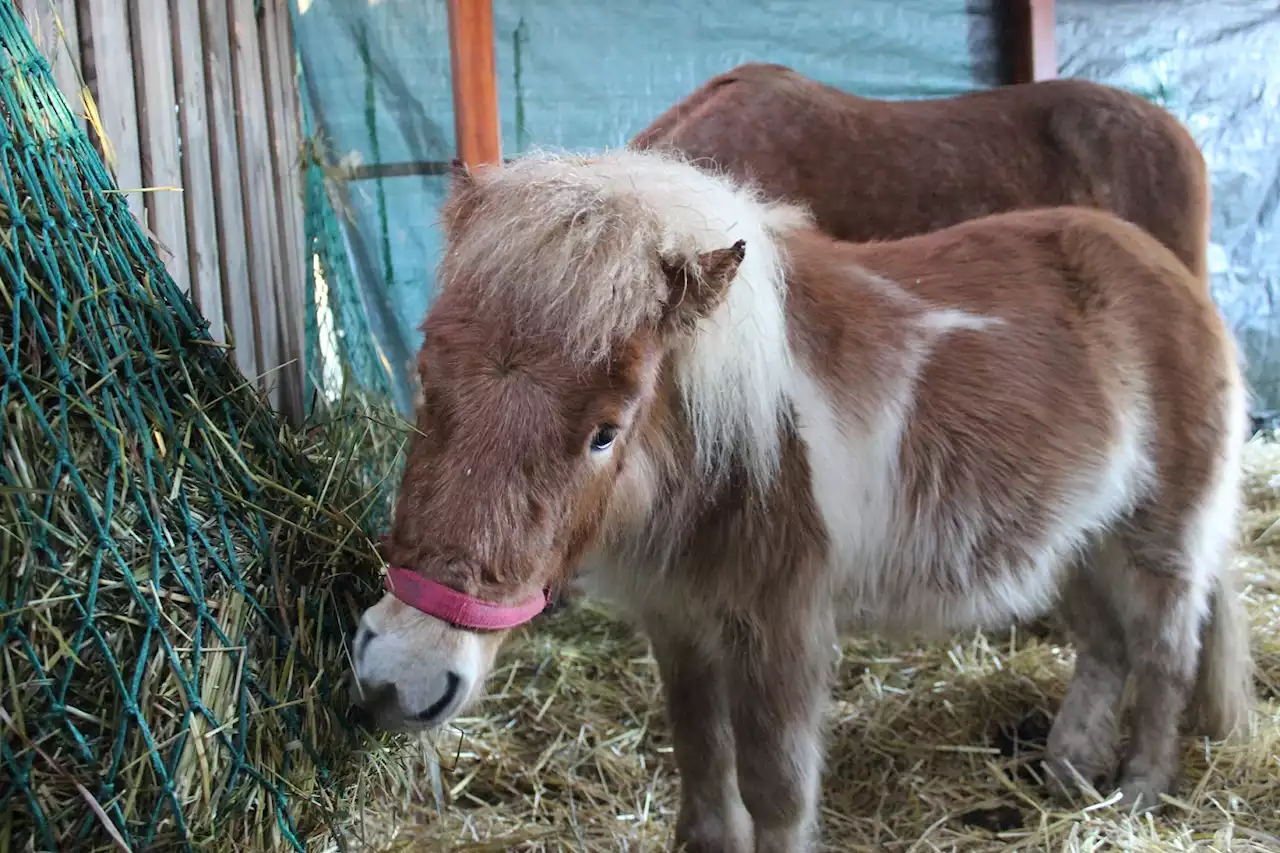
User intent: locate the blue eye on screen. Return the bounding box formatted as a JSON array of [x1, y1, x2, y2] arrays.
[[589, 424, 619, 453]]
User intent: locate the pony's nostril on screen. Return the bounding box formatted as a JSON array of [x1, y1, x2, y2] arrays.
[[411, 671, 463, 723], [355, 623, 377, 663], [349, 698, 375, 729], [349, 679, 396, 731]]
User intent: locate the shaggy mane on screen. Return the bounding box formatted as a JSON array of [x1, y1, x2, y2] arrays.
[[439, 147, 809, 485]]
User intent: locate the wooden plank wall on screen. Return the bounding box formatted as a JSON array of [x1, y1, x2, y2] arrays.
[[16, 0, 309, 425]]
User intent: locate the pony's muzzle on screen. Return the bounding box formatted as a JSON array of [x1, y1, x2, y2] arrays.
[[349, 610, 472, 729], [349, 671, 465, 729]]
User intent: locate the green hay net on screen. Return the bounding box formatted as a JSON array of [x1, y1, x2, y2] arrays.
[[0, 4, 389, 849], [301, 132, 400, 411]]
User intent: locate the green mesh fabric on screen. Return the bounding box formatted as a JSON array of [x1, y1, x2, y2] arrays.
[[301, 143, 398, 408], [292, 0, 400, 410], [0, 4, 383, 849]]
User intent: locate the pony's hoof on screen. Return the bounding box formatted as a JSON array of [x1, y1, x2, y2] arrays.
[[1040, 757, 1097, 808], [674, 804, 753, 853], [1115, 778, 1167, 815]]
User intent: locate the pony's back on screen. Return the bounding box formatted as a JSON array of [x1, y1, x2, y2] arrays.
[[632, 64, 1211, 287]]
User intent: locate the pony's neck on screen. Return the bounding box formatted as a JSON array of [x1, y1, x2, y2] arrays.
[[668, 204, 806, 489]]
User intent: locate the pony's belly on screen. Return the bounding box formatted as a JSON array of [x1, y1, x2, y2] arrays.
[[828, 546, 1067, 638]]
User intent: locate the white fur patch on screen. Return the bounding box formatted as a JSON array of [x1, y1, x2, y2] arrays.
[[1182, 344, 1248, 605], [354, 595, 492, 725], [966, 371, 1154, 628], [918, 307, 1005, 335]]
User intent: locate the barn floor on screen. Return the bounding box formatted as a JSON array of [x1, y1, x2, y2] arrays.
[[336, 440, 1280, 852]]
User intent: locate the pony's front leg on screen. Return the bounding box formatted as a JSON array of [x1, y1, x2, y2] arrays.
[[725, 608, 835, 853], [647, 617, 753, 853]]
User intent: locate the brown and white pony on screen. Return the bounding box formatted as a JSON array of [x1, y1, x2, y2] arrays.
[[351, 149, 1253, 853], [632, 63, 1212, 290], [544, 65, 1212, 618]]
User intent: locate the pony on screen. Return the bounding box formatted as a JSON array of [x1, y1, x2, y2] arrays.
[[632, 63, 1212, 291], [350, 148, 1252, 853], [549, 64, 1214, 618]]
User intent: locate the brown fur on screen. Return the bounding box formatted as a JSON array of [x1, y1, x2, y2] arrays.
[[632, 63, 1212, 288], [547, 62, 1215, 620], [353, 151, 1252, 853]]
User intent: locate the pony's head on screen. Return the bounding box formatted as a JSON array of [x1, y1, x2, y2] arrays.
[[350, 149, 801, 730]]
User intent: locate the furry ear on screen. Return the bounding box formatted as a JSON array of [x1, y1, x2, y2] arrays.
[[442, 160, 482, 241], [660, 240, 747, 332], [449, 158, 474, 191]]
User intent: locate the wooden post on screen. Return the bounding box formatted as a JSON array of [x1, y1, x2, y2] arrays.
[[171, 0, 227, 343], [131, 0, 190, 294], [82, 0, 144, 221], [262, 0, 307, 425], [446, 0, 501, 167], [1008, 0, 1057, 84], [228, 0, 284, 412], [201, 0, 258, 380]]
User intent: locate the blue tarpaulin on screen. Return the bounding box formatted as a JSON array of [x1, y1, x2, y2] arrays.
[[293, 0, 999, 410], [1059, 0, 1280, 420], [293, 0, 1280, 418]]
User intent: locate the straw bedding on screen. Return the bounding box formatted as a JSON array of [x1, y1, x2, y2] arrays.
[[338, 437, 1280, 852]]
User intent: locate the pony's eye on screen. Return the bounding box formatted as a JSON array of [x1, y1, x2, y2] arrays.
[[589, 424, 619, 453]]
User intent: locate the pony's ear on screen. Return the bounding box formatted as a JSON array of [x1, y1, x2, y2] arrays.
[[449, 158, 474, 192], [442, 160, 482, 240], [659, 240, 746, 332]]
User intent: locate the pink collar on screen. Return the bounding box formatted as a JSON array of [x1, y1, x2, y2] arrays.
[[384, 567, 550, 631]]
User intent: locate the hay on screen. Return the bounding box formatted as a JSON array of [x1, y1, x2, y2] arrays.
[[1, 352, 398, 851], [0, 8, 399, 846], [341, 436, 1280, 852], [0, 329, 396, 851]]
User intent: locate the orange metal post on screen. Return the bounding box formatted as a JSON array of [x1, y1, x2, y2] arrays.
[[447, 0, 502, 166]]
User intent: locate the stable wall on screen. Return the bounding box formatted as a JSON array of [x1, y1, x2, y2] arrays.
[[19, 0, 309, 423]]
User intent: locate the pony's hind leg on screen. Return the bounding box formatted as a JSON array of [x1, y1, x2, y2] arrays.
[[1044, 542, 1131, 802], [1106, 518, 1222, 812]]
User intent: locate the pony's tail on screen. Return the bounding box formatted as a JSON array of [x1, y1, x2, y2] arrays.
[[1188, 570, 1254, 741]]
